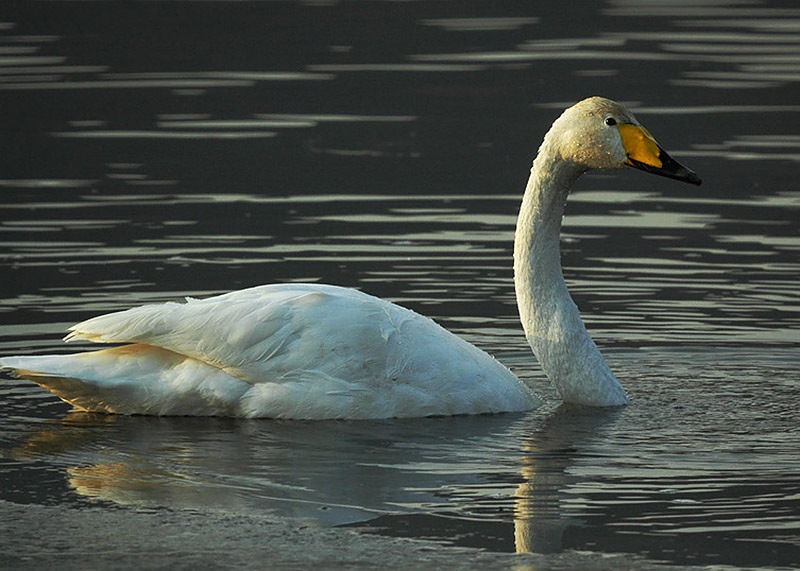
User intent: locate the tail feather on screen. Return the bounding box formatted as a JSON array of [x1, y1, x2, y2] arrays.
[[1, 345, 251, 416]]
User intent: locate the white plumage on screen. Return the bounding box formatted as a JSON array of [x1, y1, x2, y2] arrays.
[[0, 97, 700, 419], [2, 284, 537, 418]]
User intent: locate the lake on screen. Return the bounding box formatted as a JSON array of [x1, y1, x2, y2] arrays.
[[0, 1, 798, 569]]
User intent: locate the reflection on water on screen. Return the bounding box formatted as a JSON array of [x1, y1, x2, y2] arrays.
[[1, 0, 799, 568], [5, 346, 799, 566]]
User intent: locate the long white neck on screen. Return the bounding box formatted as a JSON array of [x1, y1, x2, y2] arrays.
[[514, 137, 629, 406]]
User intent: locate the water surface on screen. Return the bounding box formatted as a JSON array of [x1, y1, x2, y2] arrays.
[[1, 1, 798, 569]]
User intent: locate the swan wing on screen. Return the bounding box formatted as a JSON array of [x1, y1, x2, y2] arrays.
[[55, 284, 537, 417], [65, 284, 357, 384]]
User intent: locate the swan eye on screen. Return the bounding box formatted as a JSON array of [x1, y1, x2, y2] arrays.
[[605, 117, 617, 126]]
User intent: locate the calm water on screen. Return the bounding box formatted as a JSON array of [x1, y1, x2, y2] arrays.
[[1, 0, 798, 568]]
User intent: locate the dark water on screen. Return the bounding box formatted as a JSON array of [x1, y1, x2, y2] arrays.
[[1, 1, 798, 568]]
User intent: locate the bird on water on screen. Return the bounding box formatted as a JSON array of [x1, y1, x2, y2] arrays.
[[0, 97, 701, 419]]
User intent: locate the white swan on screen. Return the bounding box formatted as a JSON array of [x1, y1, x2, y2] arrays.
[[0, 97, 700, 419]]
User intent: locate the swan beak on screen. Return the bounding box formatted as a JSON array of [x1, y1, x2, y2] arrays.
[[618, 124, 702, 186]]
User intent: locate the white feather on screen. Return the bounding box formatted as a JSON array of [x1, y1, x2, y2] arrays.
[[5, 284, 536, 418]]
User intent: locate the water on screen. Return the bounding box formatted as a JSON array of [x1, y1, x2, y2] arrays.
[[1, 0, 798, 568]]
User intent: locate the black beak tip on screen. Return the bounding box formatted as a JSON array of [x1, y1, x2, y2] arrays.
[[657, 149, 702, 187], [684, 170, 702, 187], [627, 157, 703, 187]]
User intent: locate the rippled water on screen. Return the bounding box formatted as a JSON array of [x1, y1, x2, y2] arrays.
[[1, 0, 798, 569]]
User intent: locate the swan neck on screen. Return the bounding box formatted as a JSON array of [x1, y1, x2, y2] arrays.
[[513, 143, 581, 300], [513, 140, 628, 407]]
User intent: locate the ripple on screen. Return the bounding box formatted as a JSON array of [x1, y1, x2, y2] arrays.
[[411, 50, 679, 64], [0, 70, 334, 91], [307, 63, 485, 73], [420, 17, 540, 32], [52, 130, 277, 140]]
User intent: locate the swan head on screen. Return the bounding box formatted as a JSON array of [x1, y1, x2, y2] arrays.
[[550, 96, 702, 186]]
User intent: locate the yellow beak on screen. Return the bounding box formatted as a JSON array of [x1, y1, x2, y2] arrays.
[[618, 124, 701, 186]]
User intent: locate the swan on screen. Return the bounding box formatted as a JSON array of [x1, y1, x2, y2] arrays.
[[0, 97, 701, 419]]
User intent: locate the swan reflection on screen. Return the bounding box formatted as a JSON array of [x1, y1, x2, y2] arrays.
[[14, 406, 621, 550], [514, 406, 621, 553]]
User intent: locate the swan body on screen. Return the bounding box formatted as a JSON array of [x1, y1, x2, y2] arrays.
[[0, 97, 700, 418], [0, 284, 537, 418]]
